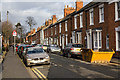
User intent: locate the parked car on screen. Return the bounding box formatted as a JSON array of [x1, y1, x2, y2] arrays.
[[62, 43, 83, 58], [17, 44, 26, 55], [23, 47, 50, 67], [35, 44, 43, 48], [47, 44, 61, 53], [19, 45, 33, 59]]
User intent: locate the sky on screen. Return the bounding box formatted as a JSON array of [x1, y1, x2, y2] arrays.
[[1, 0, 93, 32]]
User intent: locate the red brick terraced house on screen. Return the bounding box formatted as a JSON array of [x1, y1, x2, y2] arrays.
[[26, 0, 120, 56]]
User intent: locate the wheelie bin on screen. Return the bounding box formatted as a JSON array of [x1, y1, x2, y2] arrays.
[[81, 49, 115, 63]]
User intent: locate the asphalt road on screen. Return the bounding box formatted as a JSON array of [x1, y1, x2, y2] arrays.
[[32, 53, 119, 79], [2, 48, 120, 80]]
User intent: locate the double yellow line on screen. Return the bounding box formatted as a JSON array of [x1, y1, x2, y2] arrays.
[[32, 68, 48, 80]]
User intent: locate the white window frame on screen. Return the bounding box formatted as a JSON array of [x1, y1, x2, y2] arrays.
[[74, 15, 77, 29], [51, 27, 53, 36], [55, 25, 56, 35], [77, 32, 82, 44], [60, 35, 61, 46], [65, 21, 68, 31], [106, 35, 109, 49], [66, 34, 68, 45], [72, 31, 75, 43], [89, 8, 94, 25], [59, 23, 61, 33], [115, 2, 120, 21], [99, 4, 104, 23], [80, 12, 83, 28], [93, 31, 102, 49], [115, 27, 120, 51]]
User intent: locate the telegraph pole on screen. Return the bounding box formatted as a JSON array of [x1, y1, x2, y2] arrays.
[[7, 11, 9, 24]]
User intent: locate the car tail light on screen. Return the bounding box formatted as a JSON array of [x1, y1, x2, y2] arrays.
[[42, 46, 43, 48], [70, 48, 74, 50]]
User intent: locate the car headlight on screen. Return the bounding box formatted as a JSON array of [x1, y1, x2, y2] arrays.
[[27, 58, 32, 60], [45, 56, 49, 59]]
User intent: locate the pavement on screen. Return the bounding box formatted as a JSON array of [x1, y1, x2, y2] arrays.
[[111, 58, 120, 64], [2, 47, 33, 79]]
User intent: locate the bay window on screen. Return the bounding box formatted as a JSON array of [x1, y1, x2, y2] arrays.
[[93, 31, 102, 49]]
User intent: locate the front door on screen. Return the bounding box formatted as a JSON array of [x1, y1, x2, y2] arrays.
[[87, 32, 92, 49]]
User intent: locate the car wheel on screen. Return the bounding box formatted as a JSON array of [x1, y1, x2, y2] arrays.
[[49, 50, 51, 53]]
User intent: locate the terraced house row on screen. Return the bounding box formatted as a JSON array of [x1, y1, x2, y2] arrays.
[[26, 0, 120, 54]]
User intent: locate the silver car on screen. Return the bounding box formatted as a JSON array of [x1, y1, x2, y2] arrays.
[[47, 44, 61, 53], [23, 47, 50, 67]]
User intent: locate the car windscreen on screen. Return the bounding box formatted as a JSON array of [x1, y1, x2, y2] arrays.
[[27, 48, 44, 54], [72, 44, 83, 48]]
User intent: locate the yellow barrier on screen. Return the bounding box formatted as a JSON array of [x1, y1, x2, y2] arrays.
[[81, 49, 115, 63]]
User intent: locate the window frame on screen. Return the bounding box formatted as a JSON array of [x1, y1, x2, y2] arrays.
[[55, 25, 56, 35], [65, 21, 68, 31], [74, 15, 77, 29], [89, 8, 94, 25], [99, 4, 104, 23], [80, 12, 83, 28], [93, 31, 102, 49], [115, 1, 120, 21], [59, 23, 61, 33]]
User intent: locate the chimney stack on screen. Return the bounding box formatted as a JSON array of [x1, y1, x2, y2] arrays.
[[52, 15, 57, 24], [76, 0, 83, 11]]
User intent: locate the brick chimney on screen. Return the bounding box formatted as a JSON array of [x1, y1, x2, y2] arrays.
[[37, 27, 40, 31], [48, 19, 52, 25], [76, 0, 83, 11], [45, 20, 48, 26], [52, 15, 57, 24], [64, 5, 75, 17]]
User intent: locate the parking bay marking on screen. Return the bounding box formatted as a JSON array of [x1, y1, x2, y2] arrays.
[[32, 68, 48, 80]]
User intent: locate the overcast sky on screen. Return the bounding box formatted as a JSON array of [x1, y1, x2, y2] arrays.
[[1, 0, 93, 32]]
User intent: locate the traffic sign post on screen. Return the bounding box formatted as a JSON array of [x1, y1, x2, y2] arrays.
[[12, 30, 17, 55]]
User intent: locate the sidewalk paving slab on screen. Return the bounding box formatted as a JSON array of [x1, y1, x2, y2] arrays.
[[2, 47, 33, 79]]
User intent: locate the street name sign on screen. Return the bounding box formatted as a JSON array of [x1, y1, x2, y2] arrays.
[[12, 30, 17, 36]]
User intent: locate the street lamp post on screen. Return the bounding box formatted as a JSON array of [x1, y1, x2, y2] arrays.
[[7, 11, 9, 24]]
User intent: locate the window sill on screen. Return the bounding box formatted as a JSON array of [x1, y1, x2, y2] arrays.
[[115, 18, 120, 22], [99, 21, 104, 24], [75, 28, 77, 30], [90, 23, 94, 26], [80, 26, 83, 28], [116, 50, 120, 51]]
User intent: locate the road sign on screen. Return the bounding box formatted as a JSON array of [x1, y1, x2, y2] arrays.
[[12, 30, 17, 36]]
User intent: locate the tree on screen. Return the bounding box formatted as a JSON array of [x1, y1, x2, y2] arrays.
[[25, 16, 37, 31], [2, 21, 14, 44]]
